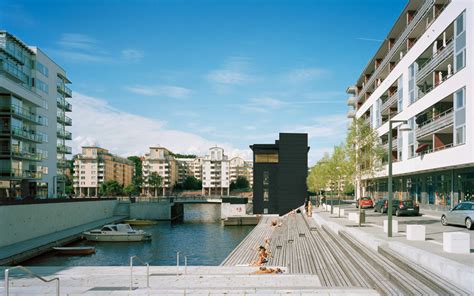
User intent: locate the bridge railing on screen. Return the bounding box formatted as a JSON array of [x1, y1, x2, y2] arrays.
[[117, 195, 249, 203]]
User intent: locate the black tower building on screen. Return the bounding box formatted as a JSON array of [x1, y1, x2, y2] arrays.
[[250, 133, 309, 215]]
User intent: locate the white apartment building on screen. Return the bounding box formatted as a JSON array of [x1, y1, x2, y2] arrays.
[[176, 158, 194, 184], [0, 31, 72, 199], [191, 156, 204, 180], [202, 147, 230, 196], [142, 146, 177, 196], [347, 0, 472, 211], [229, 156, 253, 187]]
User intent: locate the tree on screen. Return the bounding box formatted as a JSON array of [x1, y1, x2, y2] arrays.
[[346, 117, 385, 200], [182, 176, 202, 190], [127, 156, 143, 193], [100, 180, 124, 196], [124, 183, 140, 196], [148, 172, 162, 197]]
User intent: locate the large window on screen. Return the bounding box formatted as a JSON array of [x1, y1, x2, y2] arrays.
[[255, 153, 278, 163], [397, 75, 403, 112], [263, 171, 269, 202], [454, 87, 466, 145], [408, 63, 417, 105], [454, 11, 466, 72]]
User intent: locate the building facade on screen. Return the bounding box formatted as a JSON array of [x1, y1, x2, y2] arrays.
[[202, 147, 230, 196], [142, 146, 177, 196], [73, 147, 134, 197], [229, 156, 253, 187], [176, 158, 194, 184], [347, 0, 473, 210], [0, 31, 72, 199], [251, 133, 309, 215]]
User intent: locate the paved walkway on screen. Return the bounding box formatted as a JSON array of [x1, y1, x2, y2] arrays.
[[0, 215, 127, 265], [316, 204, 474, 293]]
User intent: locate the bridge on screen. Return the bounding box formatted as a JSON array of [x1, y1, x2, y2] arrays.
[[118, 195, 248, 204]]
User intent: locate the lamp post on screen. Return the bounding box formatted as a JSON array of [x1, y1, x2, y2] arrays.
[[387, 119, 411, 237]]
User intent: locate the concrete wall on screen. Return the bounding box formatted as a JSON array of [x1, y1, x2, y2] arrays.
[[221, 203, 246, 219], [129, 203, 171, 220], [0, 200, 117, 247], [184, 203, 221, 223]]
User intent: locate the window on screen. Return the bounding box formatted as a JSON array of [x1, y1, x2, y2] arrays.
[[454, 88, 466, 145], [454, 11, 466, 72], [36, 61, 49, 77], [255, 153, 279, 163], [36, 79, 49, 94], [408, 63, 417, 104], [397, 75, 403, 112], [263, 171, 269, 202]]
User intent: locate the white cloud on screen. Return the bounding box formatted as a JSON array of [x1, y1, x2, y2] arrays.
[[69, 92, 252, 160], [207, 70, 250, 85], [285, 67, 327, 83], [206, 56, 255, 90], [289, 114, 348, 140], [249, 97, 285, 108], [58, 33, 97, 50], [121, 49, 144, 62], [125, 85, 192, 99]]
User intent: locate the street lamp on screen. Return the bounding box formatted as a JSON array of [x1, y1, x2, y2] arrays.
[[387, 119, 411, 237]]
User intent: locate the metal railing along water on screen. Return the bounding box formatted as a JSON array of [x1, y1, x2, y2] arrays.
[[4, 266, 60, 296], [129, 255, 150, 291]]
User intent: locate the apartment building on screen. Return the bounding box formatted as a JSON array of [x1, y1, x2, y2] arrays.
[[73, 147, 134, 197], [142, 146, 177, 196], [0, 31, 72, 199], [176, 158, 194, 184], [191, 156, 204, 180], [347, 0, 472, 210], [229, 156, 253, 187], [202, 147, 230, 196]]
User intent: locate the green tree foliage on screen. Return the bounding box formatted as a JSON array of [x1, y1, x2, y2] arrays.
[[124, 183, 140, 196], [100, 180, 124, 196], [127, 156, 143, 191], [230, 176, 251, 191], [182, 176, 202, 190], [148, 172, 162, 197], [169, 152, 197, 159]]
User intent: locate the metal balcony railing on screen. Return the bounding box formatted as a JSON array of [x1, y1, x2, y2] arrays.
[[57, 114, 72, 126], [57, 97, 72, 111], [57, 84, 72, 98], [57, 144, 72, 154], [416, 40, 454, 84], [57, 129, 72, 140], [381, 93, 398, 114], [381, 138, 398, 151], [357, 0, 434, 103], [416, 108, 453, 139]]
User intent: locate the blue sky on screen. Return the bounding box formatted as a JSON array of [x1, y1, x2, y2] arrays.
[[1, 0, 406, 164]]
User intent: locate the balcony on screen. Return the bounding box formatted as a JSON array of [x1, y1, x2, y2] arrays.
[[347, 96, 357, 106], [416, 40, 454, 84], [0, 168, 42, 179], [57, 84, 72, 98], [0, 104, 45, 125], [356, 0, 434, 104], [57, 97, 72, 112], [0, 148, 43, 161], [57, 114, 72, 126], [57, 144, 72, 154], [57, 129, 72, 140], [3, 127, 43, 143], [57, 160, 70, 168], [381, 138, 398, 151], [347, 110, 356, 119], [0, 60, 29, 85], [416, 108, 453, 139], [381, 93, 398, 115]]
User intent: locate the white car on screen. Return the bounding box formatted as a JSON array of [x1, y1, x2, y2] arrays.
[[441, 201, 474, 230]]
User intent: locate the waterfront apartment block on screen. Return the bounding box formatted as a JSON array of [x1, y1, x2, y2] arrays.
[[251, 133, 309, 215], [142, 146, 177, 196], [0, 31, 72, 199], [73, 147, 134, 197], [346, 0, 473, 210], [229, 156, 253, 187], [202, 147, 230, 196], [176, 158, 194, 184]]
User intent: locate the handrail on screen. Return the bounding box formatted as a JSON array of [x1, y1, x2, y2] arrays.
[[417, 38, 454, 71], [417, 108, 453, 128], [4, 265, 60, 296], [130, 255, 150, 291]]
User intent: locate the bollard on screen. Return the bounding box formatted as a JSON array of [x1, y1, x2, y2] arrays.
[[185, 256, 188, 275], [176, 251, 180, 276]]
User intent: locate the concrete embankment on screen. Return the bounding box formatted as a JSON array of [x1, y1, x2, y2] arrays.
[[0, 199, 125, 265]]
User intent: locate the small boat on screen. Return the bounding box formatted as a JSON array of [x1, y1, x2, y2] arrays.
[[123, 219, 158, 226], [53, 246, 96, 255], [83, 224, 151, 242]]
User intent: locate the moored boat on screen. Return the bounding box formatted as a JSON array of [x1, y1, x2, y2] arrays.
[[53, 246, 96, 255], [83, 224, 151, 242], [123, 219, 158, 226]]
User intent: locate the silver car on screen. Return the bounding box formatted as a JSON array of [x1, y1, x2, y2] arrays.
[[441, 201, 474, 230]]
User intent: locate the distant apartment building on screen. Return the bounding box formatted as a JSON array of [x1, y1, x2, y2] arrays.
[[191, 156, 204, 180], [73, 147, 134, 197], [142, 146, 177, 195], [229, 156, 253, 187], [176, 158, 194, 184], [202, 147, 230, 196], [0, 30, 72, 199], [346, 0, 473, 210]]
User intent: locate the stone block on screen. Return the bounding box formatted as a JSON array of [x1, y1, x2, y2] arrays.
[[340, 209, 345, 216], [383, 219, 398, 234], [443, 232, 470, 254], [406, 225, 425, 241], [348, 212, 358, 222]]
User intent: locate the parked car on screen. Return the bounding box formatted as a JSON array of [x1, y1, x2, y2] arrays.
[[440, 201, 474, 230], [356, 197, 374, 209], [374, 198, 387, 213], [377, 199, 419, 216]]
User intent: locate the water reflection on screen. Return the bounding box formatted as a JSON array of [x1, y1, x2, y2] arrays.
[[24, 221, 253, 266]]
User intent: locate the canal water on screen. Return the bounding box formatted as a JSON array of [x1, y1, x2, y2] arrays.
[[24, 222, 253, 266]]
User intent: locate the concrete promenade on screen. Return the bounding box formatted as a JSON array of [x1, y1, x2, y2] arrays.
[[0, 215, 127, 265], [316, 203, 474, 293]]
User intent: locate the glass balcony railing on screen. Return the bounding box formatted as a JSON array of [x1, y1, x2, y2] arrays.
[[0, 60, 29, 84], [57, 114, 72, 126], [57, 84, 72, 98], [1, 126, 43, 143], [57, 129, 72, 140], [57, 144, 72, 154], [0, 148, 43, 161], [57, 97, 72, 112], [0, 168, 42, 179], [0, 104, 45, 125]]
